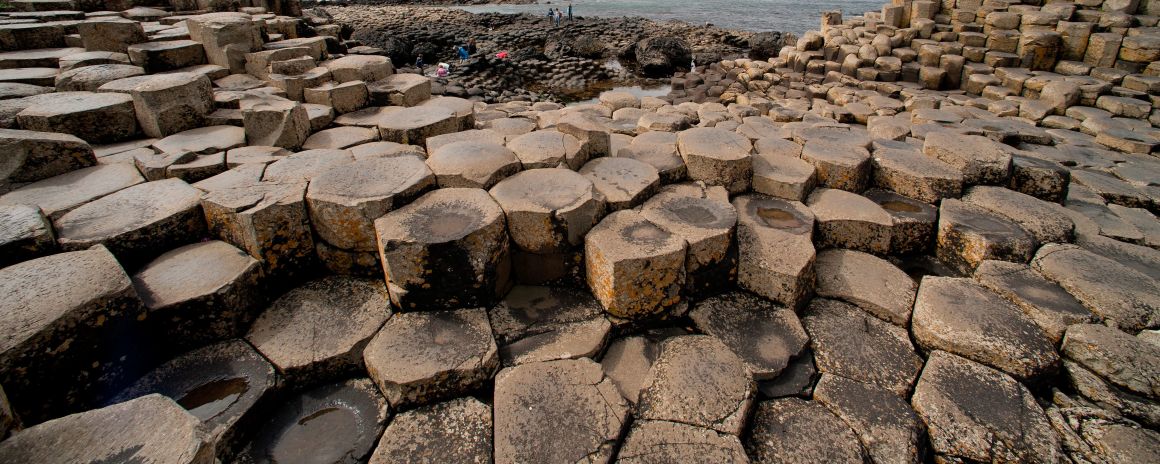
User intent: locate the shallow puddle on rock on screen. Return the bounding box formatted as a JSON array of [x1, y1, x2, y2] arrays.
[[756, 207, 801, 229], [421, 210, 479, 241], [177, 377, 248, 422], [269, 406, 360, 464], [623, 222, 671, 243], [880, 200, 922, 213], [672, 203, 717, 225]]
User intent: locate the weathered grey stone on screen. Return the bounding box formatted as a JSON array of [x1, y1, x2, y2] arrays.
[[638, 335, 754, 435], [152, 125, 245, 155], [0, 204, 54, 267], [579, 157, 660, 211], [863, 189, 937, 256], [1062, 324, 1160, 400], [803, 298, 923, 395], [246, 277, 391, 383], [493, 358, 628, 464], [800, 140, 872, 192], [815, 249, 916, 327], [488, 285, 609, 366], [374, 188, 511, 310], [1062, 359, 1160, 430], [963, 186, 1075, 245], [676, 127, 753, 194], [200, 178, 316, 279], [585, 209, 685, 319], [807, 188, 893, 255], [369, 73, 430, 107], [618, 420, 749, 464], [936, 199, 1036, 274], [0, 127, 95, 185], [364, 308, 497, 407], [242, 100, 310, 150], [923, 130, 1012, 185], [871, 146, 963, 203], [55, 178, 205, 267], [557, 112, 612, 158], [304, 80, 369, 114], [506, 130, 586, 170], [368, 397, 491, 464], [76, 19, 147, 53], [55, 64, 144, 91], [745, 398, 865, 464], [751, 149, 816, 201], [0, 394, 212, 464], [733, 194, 816, 309], [185, 13, 261, 74], [307, 156, 434, 252], [913, 276, 1060, 380], [302, 126, 379, 151], [640, 183, 737, 294], [377, 105, 457, 146], [973, 260, 1094, 345], [127, 40, 206, 73], [814, 374, 924, 464], [489, 168, 600, 254], [620, 132, 686, 182], [1032, 244, 1160, 331], [689, 291, 807, 380], [426, 140, 521, 189], [15, 91, 138, 144], [912, 351, 1062, 464], [0, 163, 143, 221]]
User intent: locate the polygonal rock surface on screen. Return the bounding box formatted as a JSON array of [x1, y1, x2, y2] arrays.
[[579, 157, 660, 211], [973, 260, 1094, 344], [815, 249, 916, 327], [200, 179, 315, 280], [368, 397, 491, 464], [803, 298, 923, 396], [638, 335, 754, 435], [640, 183, 737, 294], [242, 100, 310, 150], [936, 199, 1036, 274], [112, 339, 276, 458], [557, 112, 612, 158], [871, 146, 963, 203], [689, 292, 808, 380], [800, 140, 871, 192], [239, 378, 389, 464], [506, 130, 586, 169], [152, 125, 245, 155], [374, 188, 510, 310], [0, 395, 211, 464], [1032, 244, 1160, 332], [132, 241, 263, 352], [807, 188, 893, 255], [306, 155, 434, 251], [55, 64, 144, 92], [618, 420, 749, 464], [1062, 324, 1160, 400], [745, 398, 865, 464], [489, 168, 600, 254], [584, 209, 686, 319], [16, 91, 138, 144], [676, 127, 753, 194], [302, 126, 379, 151], [488, 285, 609, 366], [493, 358, 629, 464], [370, 73, 430, 107], [732, 194, 816, 308], [377, 105, 457, 146], [923, 131, 1012, 184], [963, 186, 1075, 244], [0, 163, 144, 220], [55, 178, 205, 267], [912, 351, 1062, 464], [863, 189, 938, 255], [262, 148, 355, 183], [0, 128, 96, 185], [0, 246, 146, 423], [0, 204, 54, 267], [246, 276, 391, 383], [751, 149, 816, 201], [814, 374, 925, 464], [913, 276, 1060, 381], [363, 308, 498, 408], [426, 140, 521, 189]]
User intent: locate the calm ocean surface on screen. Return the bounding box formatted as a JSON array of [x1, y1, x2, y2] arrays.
[[452, 0, 885, 35]]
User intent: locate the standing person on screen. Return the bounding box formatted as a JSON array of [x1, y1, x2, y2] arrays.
[[547, 8, 554, 25], [468, 38, 477, 55], [555, 8, 562, 26], [415, 54, 424, 74], [457, 45, 469, 63], [568, 2, 573, 21]]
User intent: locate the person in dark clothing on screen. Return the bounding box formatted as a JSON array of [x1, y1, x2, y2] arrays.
[[568, 3, 573, 21], [547, 8, 554, 25], [468, 38, 477, 55], [415, 54, 424, 74]]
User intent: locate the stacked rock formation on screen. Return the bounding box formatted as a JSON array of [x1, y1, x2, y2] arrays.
[[0, 0, 1158, 463]]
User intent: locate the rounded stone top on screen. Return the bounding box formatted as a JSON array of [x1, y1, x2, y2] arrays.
[[427, 140, 522, 189], [350, 141, 426, 160], [579, 157, 660, 210], [484, 117, 536, 137], [308, 155, 433, 207], [130, 72, 208, 92], [506, 130, 584, 169], [733, 194, 815, 235], [263, 149, 355, 183], [375, 188, 505, 245], [419, 95, 475, 118], [677, 127, 753, 161], [641, 185, 738, 235], [377, 105, 456, 131], [489, 168, 595, 213], [58, 51, 129, 71], [806, 188, 892, 225], [131, 240, 259, 310], [151, 125, 245, 155], [15, 91, 131, 116], [863, 188, 937, 222], [587, 209, 685, 259], [426, 129, 506, 153], [55, 178, 201, 242]]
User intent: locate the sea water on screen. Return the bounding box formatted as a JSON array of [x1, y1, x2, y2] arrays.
[[453, 0, 885, 36]]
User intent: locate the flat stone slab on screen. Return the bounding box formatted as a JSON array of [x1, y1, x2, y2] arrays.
[[368, 397, 492, 464], [0, 128, 95, 185], [640, 183, 737, 294], [489, 168, 600, 254], [745, 398, 865, 464], [426, 140, 521, 189], [1062, 324, 1160, 400], [638, 335, 754, 435], [15, 90, 138, 144], [493, 358, 629, 464], [689, 290, 807, 381], [863, 189, 938, 256], [815, 249, 916, 327], [375, 188, 510, 310], [800, 140, 871, 192], [973, 260, 1094, 344], [676, 127, 753, 193], [54, 178, 205, 267], [752, 149, 816, 201], [807, 188, 893, 255], [802, 298, 923, 396], [871, 146, 963, 203], [0, 394, 211, 464], [505, 130, 586, 169], [199, 178, 315, 280], [0, 163, 144, 221], [376, 105, 457, 146], [301, 125, 380, 150], [733, 194, 816, 308], [306, 155, 434, 251], [1033, 244, 1160, 332], [363, 308, 498, 408], [423, 128, 504, 153], [963, 186, 1075, 244], [111, 339, 276, 458], [913, 276, 1060, 381], [923, 130, 1012, 184], [239, 378, 389, 464], [0, 68, 57, 86], [936, 199, 1036, 274], [152, 125, 245, 155], [262, 148, 355, 183], [618, 420, 748, 464], [912, 351, 1061, 463], [54, 63, 144, 91], [579, 157, 660, 211], [585, 209, 686, 319], [0, 82, 50, 100], [246, 276, 392, 383], [814, 374, 925, 464], [132, 240, 263, 351], [0, 204, 54, 267]]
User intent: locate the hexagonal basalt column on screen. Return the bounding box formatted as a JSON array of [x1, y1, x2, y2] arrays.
[[374, 188, 511, 311], [426, 141, 522, 189], [489, 168, 602, 254], [579, 157, 660, 212], [676, 127, 753, 194], [15, 91, 138, 144], [506, 130, 587, 170], [200, 179, 317, 282], [806, 188, 893, 255], [732, 194, 816, 309], [376, 105, 458, 146], [641, 183, 738, 296], [863, 189, 937, 256], [585, 209, 687, 320], [936, 199, 1035, 275]]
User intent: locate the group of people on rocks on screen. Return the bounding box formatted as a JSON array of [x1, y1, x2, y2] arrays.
[[414, 38, 479, 77], [548, 3, 573, 26]]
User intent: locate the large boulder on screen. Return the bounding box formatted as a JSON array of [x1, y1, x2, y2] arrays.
[[749, 31, 790, 60], [634, 36, 692, 77]]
